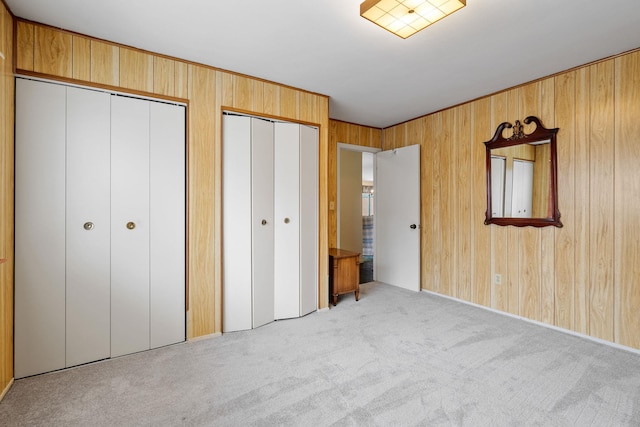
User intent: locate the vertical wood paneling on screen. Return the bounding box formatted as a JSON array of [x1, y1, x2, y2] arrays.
[[34, 26, 72, 78], [263, 82, 279, 116], [518, 83, 542, 321], [153, 56, 175, 97], [588, 61, 615, 342], [490, 93, 508, 311], [614, 51, 640, 348], [119, 48, 154, 92], [251, 80, 264, 114], [554, 71, 577, 330], [421, 116, 435, 292], [91, 40, 119, 86], [430, 113, 443, 293], [16, 21, 34, 71], [574, 67, 590, 335], [280, 87, 298, 119], [72, 36, 91, 81], [174, 61, 188, 99], [454, 105, 471, 301], [505, 88, 520, 316], [232, 75, 252, 111], [471, 98, 491, 306], [439, 110, 454, 296], [299, 92, 315, 120], [540, 78, 556, 326], [188, 65, 217, 337], [1, 2, 14, 398]]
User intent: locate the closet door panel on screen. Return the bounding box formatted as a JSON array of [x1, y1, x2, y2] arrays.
[[111, 96, 151, 356], [251, 118, 275, 328], [14, 79, 67, 378], [222, 115, 252, 332], [149, 102, 186, 348], [65, 86, 111, 366], [299, 126, 318, 316], [274, 122, 301, 319]]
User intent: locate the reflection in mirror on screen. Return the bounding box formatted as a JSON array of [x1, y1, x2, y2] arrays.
[[484, 116, 562, 227]]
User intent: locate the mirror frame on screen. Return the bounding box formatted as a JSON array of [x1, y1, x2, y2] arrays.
[[484, 116, 562, 228]]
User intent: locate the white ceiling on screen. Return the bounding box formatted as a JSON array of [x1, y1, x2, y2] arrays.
[[7, 0, 640, 128]]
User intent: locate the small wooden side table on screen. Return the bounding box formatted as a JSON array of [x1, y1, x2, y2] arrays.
[[328, 248, 360, 306]]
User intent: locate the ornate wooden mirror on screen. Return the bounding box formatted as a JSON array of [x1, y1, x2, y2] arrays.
[[484, 116, 562, 227]]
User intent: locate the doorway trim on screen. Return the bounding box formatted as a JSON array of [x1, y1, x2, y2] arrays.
[[336, 143, 381, 280]]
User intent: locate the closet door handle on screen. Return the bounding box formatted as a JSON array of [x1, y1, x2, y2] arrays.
[[83, 222, 94, 231], [261, 219, 267, 226], [284, 217, 290, 224], [126, 221, 136, 230]]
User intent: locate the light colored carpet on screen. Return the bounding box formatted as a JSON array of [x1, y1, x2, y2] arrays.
[[1, 282, 639, 426]]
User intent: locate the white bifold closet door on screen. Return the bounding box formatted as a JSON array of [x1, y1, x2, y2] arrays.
[[251, 118, 275, 328], [14, 78, 185, 378], [222, 115, 317, 332], [273, 123, 318, 319], [149, 102, 187, 349], [111, 96, 186, 356], [111, 96, 151, 357], [298, 125, 318, 317], [222, 115, 275, 332], [65, 87, 111, 367], [14, 79, 67, 378]]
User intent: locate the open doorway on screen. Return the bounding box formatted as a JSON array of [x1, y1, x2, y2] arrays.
[[337, 144, 380, 284]]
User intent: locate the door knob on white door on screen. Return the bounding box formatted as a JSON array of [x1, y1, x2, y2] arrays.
[[126, 221, 136, 230], [410, 224, 417, 229], [284, 218, 290, 224], [261, 219, 267, 225], [83, 222, 94, 230]]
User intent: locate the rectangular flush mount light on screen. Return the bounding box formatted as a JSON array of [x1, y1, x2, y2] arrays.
[[360, 0, 466, 39]]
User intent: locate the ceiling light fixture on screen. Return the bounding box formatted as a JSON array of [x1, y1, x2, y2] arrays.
[[360, 0, 466, 39]]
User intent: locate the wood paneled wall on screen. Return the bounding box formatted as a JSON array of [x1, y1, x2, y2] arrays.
[[13, 20, 330, 343], [0, 1, 13, 399], [383, 48, 640, 350], [328, 120, 382, 248]]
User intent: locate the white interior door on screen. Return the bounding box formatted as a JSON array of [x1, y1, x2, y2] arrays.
[[149, 101, 186, 348], [14, 79, 67, 378], [65, 86, 111, 367], [251, 118, 275, 328], [222, 115, 253, 332], [274, 122, 301, 319], [375, 144, 421, 292], [111, 96, 151, 357]]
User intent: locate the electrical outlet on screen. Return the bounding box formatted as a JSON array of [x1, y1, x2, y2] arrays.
[[494, 274, 502, 285]]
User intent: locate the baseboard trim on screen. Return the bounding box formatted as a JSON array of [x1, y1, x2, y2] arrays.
[[187, 332, 222, 342], [1, 378, 14, 401], [423, 290, 640, 357]]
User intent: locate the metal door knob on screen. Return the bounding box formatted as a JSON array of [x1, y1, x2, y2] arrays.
[[284, 218, 290, 224], [126, 221, 136, 230], [410, 224, 417, 229], [261, 219, 267, 225], [83, 222, 94, 231]]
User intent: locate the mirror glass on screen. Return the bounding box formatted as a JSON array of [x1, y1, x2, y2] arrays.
[[484, 116, 562, 227]]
